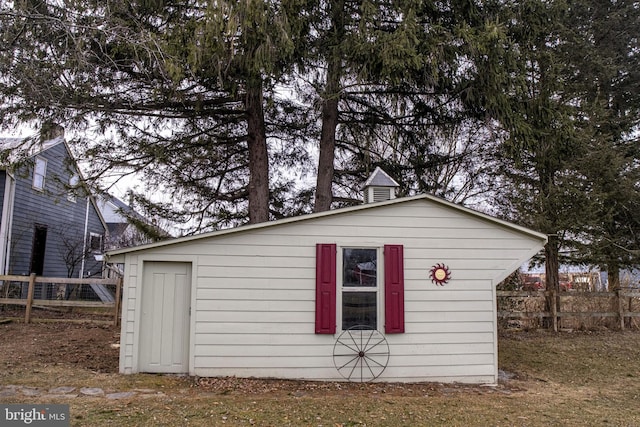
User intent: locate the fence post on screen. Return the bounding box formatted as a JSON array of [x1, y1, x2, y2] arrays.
[[25, 273, 36, 324], [618, 289, 625, 330], [113, 276, 122, 327]]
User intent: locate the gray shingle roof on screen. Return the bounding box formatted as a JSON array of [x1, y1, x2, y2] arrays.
[[362, 167, 400, 189]]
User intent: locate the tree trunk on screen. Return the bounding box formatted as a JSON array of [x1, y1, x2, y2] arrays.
[[608, 263, 622, 328], [314, 59, 340, 212], [545, 234, 560, 329], [245, 78, 270, 224], [608, 263, 620, 291], [314, 0, 344, 213]]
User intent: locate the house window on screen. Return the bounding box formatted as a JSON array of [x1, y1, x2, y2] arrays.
[[342, 248, 378, 330], [89, 233, 103, 253], [32, 157, 47, 191], [67, 174, 79, 203], [315, 244, 405, 335]]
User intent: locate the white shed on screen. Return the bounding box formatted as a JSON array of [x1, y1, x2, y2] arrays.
[[109, 192, 546, 384]]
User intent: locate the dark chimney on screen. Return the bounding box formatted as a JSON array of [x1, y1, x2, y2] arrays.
[[40, 122, 65, 142]]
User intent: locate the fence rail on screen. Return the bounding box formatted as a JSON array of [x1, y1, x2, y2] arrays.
[[497, 289, 640, 331], [0, 274, 122, 325]]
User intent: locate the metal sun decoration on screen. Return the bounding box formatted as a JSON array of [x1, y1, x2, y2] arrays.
[[429, 263, 451, 286]]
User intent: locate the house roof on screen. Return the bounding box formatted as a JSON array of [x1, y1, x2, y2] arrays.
[[97, 193, 169, 240], [361, 166, 400, 189], [107, 193, 548, 257], [0, 135, 65, 167], [98, 194, 140, 224]]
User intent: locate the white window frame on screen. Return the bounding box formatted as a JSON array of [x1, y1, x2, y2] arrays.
[[337, 246, 382, 331], [32, 157, 47, 191], [67, 174, 79, 203]]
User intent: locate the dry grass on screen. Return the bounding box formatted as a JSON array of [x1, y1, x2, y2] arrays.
[[1, 322, 640, 426]]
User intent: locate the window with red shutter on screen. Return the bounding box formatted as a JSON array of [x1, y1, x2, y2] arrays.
[[315, 244, 336, 334], [315, 244, 405, 334]]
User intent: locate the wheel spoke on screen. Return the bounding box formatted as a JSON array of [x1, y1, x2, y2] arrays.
[[361, 331, 374, 353], [361, 357, 377, 380], [335, 339, 360, 355], [363, 338, 386, 353], [363, 355, 386, 368], [336, 354, 360, 371], [347, 330, 364, 352], [347, 358, 360, 380]]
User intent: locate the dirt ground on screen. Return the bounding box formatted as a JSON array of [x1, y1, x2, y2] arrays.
[[0, 319, 506, 397], [0, 315, 538, 403], [0, 320, 120, 373]]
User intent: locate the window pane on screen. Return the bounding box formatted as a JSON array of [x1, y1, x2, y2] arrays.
[[342, 291, 377, 330], [33, 158, 46, 190], [33, 175, 44, 190], [90, 234, 103, 252], [34, 158, 46, 175], [343, 248, 377, 287]]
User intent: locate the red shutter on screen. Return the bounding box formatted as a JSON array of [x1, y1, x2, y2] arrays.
[[315, 244, 336, 334], [384, 244, 405, 333]]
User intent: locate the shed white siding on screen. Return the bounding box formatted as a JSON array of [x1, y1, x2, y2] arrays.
[[115, 196, 545, 383]]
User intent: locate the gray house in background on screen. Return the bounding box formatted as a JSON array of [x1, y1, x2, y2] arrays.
[[0, 130, 107, 278], [97, 194, 167, 251]]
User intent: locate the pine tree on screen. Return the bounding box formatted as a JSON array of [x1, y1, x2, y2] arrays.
[[493, 0, 640, 292]]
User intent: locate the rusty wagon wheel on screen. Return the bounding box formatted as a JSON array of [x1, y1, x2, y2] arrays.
[[333, 325, 389, 382]]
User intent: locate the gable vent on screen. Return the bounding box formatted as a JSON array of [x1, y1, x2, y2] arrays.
[[373, 187, 393, 202]]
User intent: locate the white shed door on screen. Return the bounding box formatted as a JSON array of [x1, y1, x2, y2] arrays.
[[139, 262, 191, 373]]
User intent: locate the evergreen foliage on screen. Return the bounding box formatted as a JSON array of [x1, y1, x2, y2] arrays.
[[492, 0, 640, 289]]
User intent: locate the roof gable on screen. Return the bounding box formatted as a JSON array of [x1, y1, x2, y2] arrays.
[[107, 194, 547, 256]]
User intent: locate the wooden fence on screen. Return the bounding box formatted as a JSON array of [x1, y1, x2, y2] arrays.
[[0, 274, 122, 326], [497, 289, 640, 331]]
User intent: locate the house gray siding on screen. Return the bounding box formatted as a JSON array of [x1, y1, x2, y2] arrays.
[[3, 142, 105, 277], [0, 171, 5, 209]]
